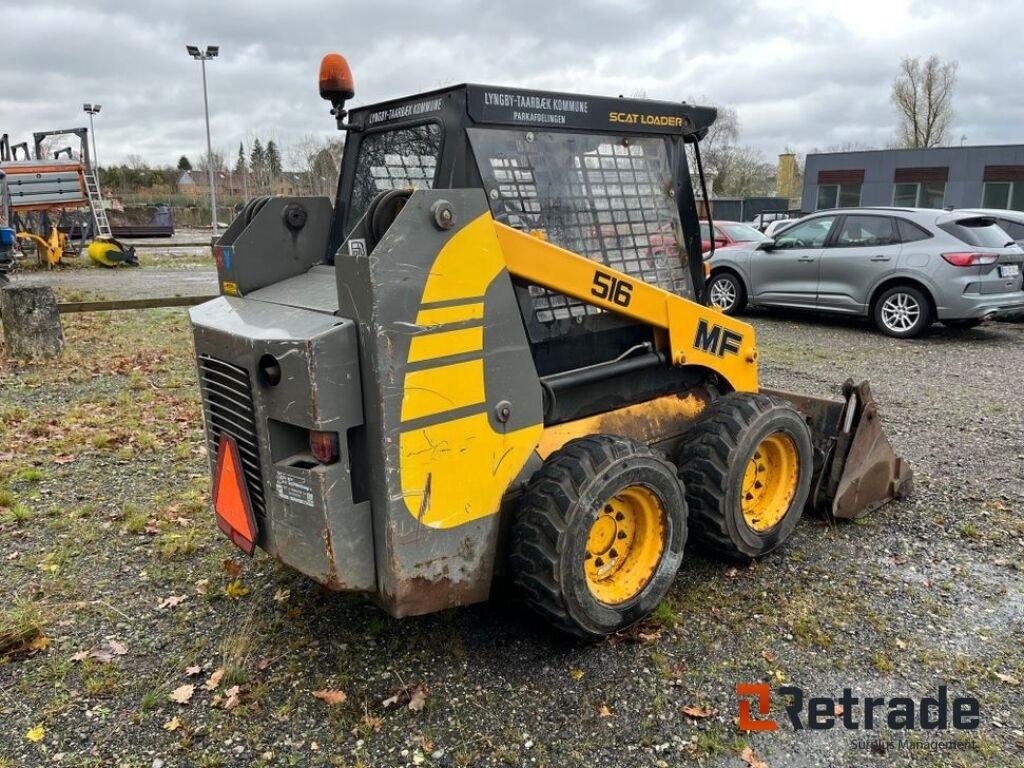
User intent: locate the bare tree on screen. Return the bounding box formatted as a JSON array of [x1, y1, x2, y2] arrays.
[[714, 146, 776, 198], [289, 135, 345, 197], [891, 56, 958, 148], [194, 148, 228, 173]]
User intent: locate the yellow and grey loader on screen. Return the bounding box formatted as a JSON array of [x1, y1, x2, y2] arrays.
[[189, 55, 911, 638]]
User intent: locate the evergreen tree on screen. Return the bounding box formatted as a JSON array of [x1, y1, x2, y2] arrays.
[[250, 139, 266, 191], [266, 140, 282, 180], [234, 143, 247, 175], [177, 155, 192, 171]]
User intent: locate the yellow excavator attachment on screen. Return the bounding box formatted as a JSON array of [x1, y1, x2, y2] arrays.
[[87, 238, 138, 267]]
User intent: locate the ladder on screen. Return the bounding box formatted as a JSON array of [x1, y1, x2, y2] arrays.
[[83, 170, 112, 239]]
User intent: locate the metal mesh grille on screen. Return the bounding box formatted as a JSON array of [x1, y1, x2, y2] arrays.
[[350, 124, 442, 233], [198, 355, 265, 518], [471, 129, 689, 323]]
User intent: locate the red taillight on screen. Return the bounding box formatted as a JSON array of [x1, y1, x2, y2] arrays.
[[310, 430, 339, 464], [942, 252, 998, 267]]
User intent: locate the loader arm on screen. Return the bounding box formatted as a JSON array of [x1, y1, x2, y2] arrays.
[[492, 221, 760, 394]]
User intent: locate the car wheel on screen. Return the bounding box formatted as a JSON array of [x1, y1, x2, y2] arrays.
[[707, 272, 746, 315], [942, 318, 983, 330], [872, 285, 932, 338]]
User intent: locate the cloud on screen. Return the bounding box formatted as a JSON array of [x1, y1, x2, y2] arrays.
[[1, 0, 1020, 167]]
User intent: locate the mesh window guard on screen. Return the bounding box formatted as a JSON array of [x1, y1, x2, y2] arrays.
[[469, 129, 689, 323]]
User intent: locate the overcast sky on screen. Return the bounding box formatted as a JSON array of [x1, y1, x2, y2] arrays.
[[3, 0, 1021, 169]]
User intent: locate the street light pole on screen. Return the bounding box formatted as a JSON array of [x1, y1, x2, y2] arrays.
[[82, 104, 101, 171], [187, 45, 220, 236]]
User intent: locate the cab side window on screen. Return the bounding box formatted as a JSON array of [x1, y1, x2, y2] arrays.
[[773, 216, 836, 249], [834, 216, 897, 247]]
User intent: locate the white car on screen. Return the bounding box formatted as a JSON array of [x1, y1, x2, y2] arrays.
[[763, 217, 799, 238]]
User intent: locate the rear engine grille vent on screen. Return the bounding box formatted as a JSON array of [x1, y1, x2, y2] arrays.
[[197, 355, 266, 518]]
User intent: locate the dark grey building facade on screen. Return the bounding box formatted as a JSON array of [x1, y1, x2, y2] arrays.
[[802, 144, 1024, 213]]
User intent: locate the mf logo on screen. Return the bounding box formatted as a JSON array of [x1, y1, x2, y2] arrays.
[[694, 318, 743, 357], [737, 683, 778, 732]]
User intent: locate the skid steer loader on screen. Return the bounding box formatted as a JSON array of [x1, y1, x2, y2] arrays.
[[190, 54, 911, 637]]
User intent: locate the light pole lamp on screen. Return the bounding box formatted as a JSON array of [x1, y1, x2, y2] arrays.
[[82, 103, 101, 171], [186, 44, 220, 235]]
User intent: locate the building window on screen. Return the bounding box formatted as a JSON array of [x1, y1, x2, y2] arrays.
[[816, 183, 861, 210], [982, 181, 1024, 211], [892, 181, 945, 208]]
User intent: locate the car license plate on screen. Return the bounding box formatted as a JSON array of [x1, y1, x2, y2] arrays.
[[999, 264, 1020, 277]]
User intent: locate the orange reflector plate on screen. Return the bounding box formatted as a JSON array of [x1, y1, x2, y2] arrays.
[[213, 434, 258, 555]]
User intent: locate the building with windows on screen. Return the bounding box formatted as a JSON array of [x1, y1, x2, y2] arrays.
[[802, 144, 1024, 213]]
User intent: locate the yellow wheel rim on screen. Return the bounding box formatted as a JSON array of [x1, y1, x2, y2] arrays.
[[741, 432, 800, 532], [584, 485, 666, 605]]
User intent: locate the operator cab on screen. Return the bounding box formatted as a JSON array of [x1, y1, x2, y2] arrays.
[[328, 79, 717, 380]]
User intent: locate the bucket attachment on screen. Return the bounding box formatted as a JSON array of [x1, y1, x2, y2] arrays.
[[765, 380, 912, 518]]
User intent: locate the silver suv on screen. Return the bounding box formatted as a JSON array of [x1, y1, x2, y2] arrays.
[[706, 208, 1024, 337]]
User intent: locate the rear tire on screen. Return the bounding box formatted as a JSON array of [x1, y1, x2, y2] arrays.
[[707, 271, 747, 315], [872, 285, 932, 338], [676, 393, 813, 562], [509, 435, 687, 638]]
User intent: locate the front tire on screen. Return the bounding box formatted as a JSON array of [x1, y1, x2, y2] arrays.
[[677, 393, 813, 562], [872, 285, 932, 338], [510, 435, 687, 638], [707, 271, 747, 315]]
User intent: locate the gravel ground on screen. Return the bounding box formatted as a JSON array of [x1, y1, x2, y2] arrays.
[[0, 298, 1022, 768]]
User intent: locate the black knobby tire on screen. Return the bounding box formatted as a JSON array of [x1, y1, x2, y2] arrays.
[[677, 393, 813, 562], [872, 285, 933, 338], [509, 435, 687, 638], [707, 271, 747, 315]]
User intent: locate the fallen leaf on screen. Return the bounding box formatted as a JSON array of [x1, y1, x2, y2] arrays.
[[195, 578, 210, 595], [25, 725, 45, 742], [223, 558, 243, 579], [107, 639, 128, 656], [725, 567, 740, 578], [225, 579, 251, 599], [408, 685, 427, 712], [994, 672, 1019, 685], [224, 685, 241, 710], [598, 705, 612, 717], [760, 649, 776, 663], [163, 717, 181, 732], [184, 665, 202, 677], [740, 745, 769, 768], [169, 684, 195, 705], [257, 658, 273, 672], [569, 669, 585, 680], [205, 668, 225, 691], [158, 595, 187, 610], [71, 650, 90, 662], [54, 454, 75, 464], [312, 689, 348, 706], [382, 684, 429, 711], [273, 588, 290, 603], [895, 638, 907, 650], [834, 704, 845, 717], [682, 705, 718, 719]]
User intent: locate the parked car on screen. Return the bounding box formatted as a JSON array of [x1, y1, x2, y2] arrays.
[[763, 217, 799, 238], [700, 221, 766, 253], [705, 207, 1024, 338], [750, 211, 792, 231], [956, 209, 1024, 247]]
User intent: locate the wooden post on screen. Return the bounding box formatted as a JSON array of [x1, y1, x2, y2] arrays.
[[0, 285, 65, 359]]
